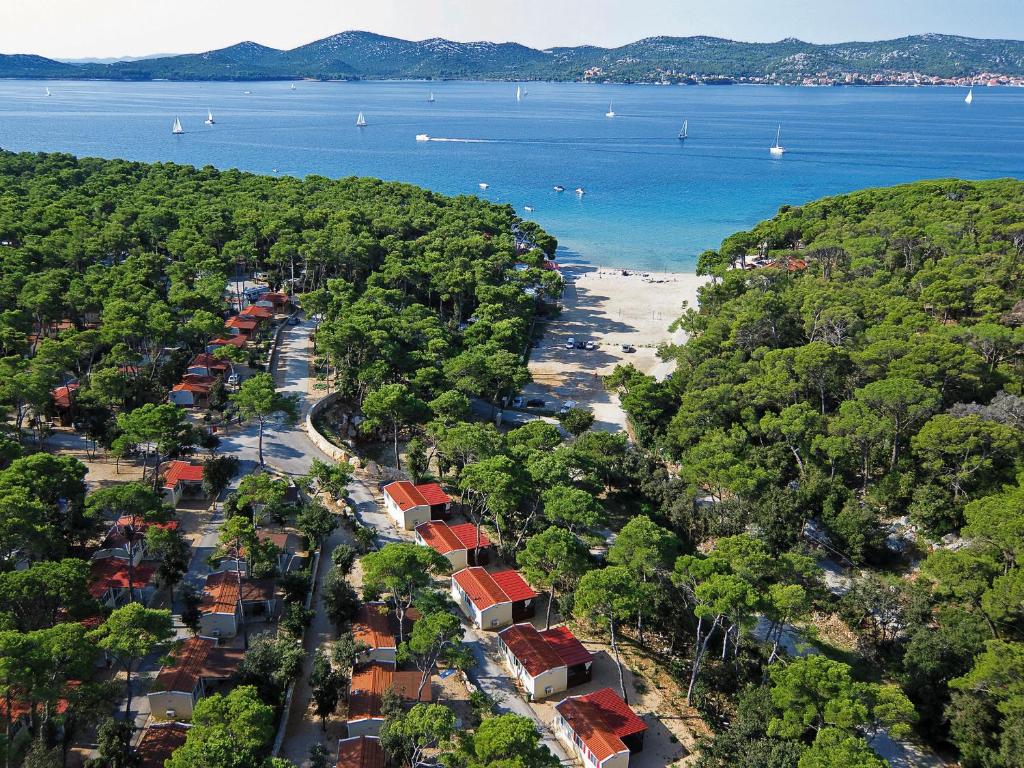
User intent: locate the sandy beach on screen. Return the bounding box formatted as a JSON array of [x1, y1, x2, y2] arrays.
[[523, 264, 708, 431]]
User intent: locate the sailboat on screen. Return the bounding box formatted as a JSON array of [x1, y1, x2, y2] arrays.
[[356, 112, 367, 127], [965, 87, 974, 104], [205, 110, 215, 125], [290, 83, 296, 91], [427, 92, 436, 103], [44, 87, 51, 97], [478, 183, 490, 190], [605, 101, 615, 118], [678, 120, 688, 140], [516, 85, 522, 103], [770, 125, 785, 156], [172, 117, 184, 135]]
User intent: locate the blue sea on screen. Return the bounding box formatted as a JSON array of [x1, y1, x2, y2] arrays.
[[1, 79, 1022, 271]]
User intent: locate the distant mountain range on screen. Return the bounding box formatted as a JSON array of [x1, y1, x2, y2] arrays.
[[3, 31, 1023, 84]]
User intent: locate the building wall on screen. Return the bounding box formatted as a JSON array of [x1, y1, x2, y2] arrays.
[[528, 666, 568, 700], [168, 391, 195, 407], [444, 548, 469, 572], [346, 717, 384, 739], [199, 611, 238, 639], [478, 602, 513, 630], [147, 689, 196, 721]]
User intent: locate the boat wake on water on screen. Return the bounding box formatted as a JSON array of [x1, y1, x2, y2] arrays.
[[420, 136, 493, 143]]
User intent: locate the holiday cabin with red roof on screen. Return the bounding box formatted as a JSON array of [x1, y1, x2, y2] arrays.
[[336, 735, 385, 768], [162, 461, 205, 505], [198, 571, 276, 639], [186, 353, 230, 378], [498, 623, 594, 699], [147, 636, 244, 720], [381, 481, 452, 530], [415, 520, 492, 569], [89, 558, 157, 607], [50, 381, 80, 425], [346, 662, 433, 738], [451, 567, 538, 630], [92, 516, 180, 565], [352, 603, 398, 664], [136, 723, 189, 768], [555, 688, 647, 768]]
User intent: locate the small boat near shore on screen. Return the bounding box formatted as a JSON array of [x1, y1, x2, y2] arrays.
[[415, 134, 430, 142], [770, 125, 785, 156], [605, 101, 615, 118], [479, 182, 489, 190], [678, 120, 688, 140], [205, 110, 215, 125], [575, 187, 586, 196], [356, 112, 367, 127], [554, 185, 565, 192], [428, 92, 436, 103], [965, 87, 974, 104], [171, 117, 184, 135]]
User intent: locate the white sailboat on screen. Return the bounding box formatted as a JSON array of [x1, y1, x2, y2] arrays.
[[171, 117, 184, 135], [678, 120, 688, 140], [770, 125, 785, 156], [356, 112, 367, 127], [427, 91, 436, 103], [516, 85, 522, 103], [205, 110, 215, 125], [44, 87, 51, 97], [605, 101, 615, 118], [965, 87, 974, 104], [290, 83, 296, 91]]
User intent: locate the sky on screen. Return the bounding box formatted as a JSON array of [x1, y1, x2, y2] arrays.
[[5, 0, 1024, 59]]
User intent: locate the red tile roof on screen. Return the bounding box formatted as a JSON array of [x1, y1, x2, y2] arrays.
[[348, 663, 431, 722], [240, 305, 273, 319], [201, 571, 275, 615], [172, 382, 211, 394], [209, 335, 247, 348], [499, 623, 566, 677], [416, 521, 491, 555], [51, 382, 80, 410], [101, 516, 178, 550], [540, 626, 593, 668], [415, 482, 452, 507], [89, 559, 156, 598], [189, 354, 229, 372], [453, 568, 537, 610], [337, 735, 385, 768], [0, 685, 73, 721], [384, 481, 452, 512], [556, 688, 647, 763], [225, 316, 258, 330], [163, 461, 204, 489], [353, 603, 396, 651], [136, 723, 189, 768], [262, 292, 290, 304], [181, 374, 216, 385], [491, 569, 539, 602], [383, 481, 426, 511], [153, 636, 243, 694]]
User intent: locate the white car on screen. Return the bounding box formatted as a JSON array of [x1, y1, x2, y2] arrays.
[[558, 400, 579, 415], [227, 373, 240, 387], [565, 337, 576, 349], [585, 340, 598, 350]]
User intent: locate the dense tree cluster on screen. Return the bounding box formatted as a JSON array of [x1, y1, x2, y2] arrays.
[[606, 179, 1024, 766]]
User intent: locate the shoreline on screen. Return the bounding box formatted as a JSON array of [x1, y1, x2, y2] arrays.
[[520, 262, 707, 431]]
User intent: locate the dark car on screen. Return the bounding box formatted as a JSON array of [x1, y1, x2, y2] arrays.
[[525, 399, 546, 408], [575, 340, 587, 349]]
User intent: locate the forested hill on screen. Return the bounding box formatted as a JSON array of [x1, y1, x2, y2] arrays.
[[2, 32, 1023, 83], [609, 178, 1024, 765]]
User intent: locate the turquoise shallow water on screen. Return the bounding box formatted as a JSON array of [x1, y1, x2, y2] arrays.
[[1, 79, 1022, 270]]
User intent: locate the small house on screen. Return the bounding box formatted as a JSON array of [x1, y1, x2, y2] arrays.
[[162, 461, 205, 506], [415, 521, 492, 570], [169, 378, 213, 408], [336, 735, 384, 768], [198, 571, 276, 639], [225, 316, 259, 338], [136, 723, 189, 768], [92, 516, 179, 565], [147, 636, 244, 720], [50, 382, 80, 426], [352, 603, 398, 665], [498, 623, 593, 700], [206, 336, 247, 355], [554, 688, 647, 768], [346, 662, 433, 738], [381, 481, 452, 530], [451, 567, 538, 630], [186, 353, 230, 379], [240, 304, 273, 322], [89, 558, 157, 607], [261, 292, 291, 311]]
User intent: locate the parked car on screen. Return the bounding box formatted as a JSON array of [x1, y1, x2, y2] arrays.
[[575, 340, 587, 349], [227, 373, 240, 387], [253, 272, 269, 283], [288, 315, 301, 326], [565, 337, 576, 349], [558, 400, 579, 415], [585, 340, 598, 350], [511, 396, 525, 409], [621, 344, 636, 353], [525, 399, 546, 408]]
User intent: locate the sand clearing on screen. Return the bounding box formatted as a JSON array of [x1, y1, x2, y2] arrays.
[[524, 264, 707, 431]]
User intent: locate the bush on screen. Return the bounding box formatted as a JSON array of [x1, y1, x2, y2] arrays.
[[279, 569, 312, 604], [331, 544, 357, 575], [281, 604, 314, 638]]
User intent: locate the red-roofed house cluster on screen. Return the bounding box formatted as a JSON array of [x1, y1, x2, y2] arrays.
[[498, 622, 594, 699]]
